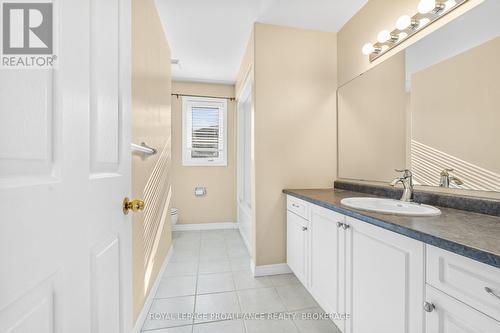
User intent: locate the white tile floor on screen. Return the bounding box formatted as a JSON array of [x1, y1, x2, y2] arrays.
[[141, 230, 341, 333]]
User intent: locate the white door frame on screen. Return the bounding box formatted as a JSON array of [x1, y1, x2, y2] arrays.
[[236, 71, 253, 255]]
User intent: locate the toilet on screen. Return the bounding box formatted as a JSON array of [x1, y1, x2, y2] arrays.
[[171, 208, 179, 225]]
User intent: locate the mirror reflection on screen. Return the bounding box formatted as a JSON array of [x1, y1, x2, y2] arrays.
[[338, 0, 500, 192]]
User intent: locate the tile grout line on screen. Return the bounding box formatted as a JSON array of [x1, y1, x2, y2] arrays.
[[168, 231, 324, 333], [191, 234, 202, 333], [272, 282, 314, 332], [195, 231, 234, 326], [225, 229, 249, 333]]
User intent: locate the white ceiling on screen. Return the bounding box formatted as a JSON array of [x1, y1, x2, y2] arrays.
[[155, 0, 368, 84]]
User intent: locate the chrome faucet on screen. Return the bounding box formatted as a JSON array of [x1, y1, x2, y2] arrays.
[[439, 169, 463, 188], [390, 169, 414, 202]]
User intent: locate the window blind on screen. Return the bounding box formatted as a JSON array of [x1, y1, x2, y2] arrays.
[[188, 106, 223, 159]]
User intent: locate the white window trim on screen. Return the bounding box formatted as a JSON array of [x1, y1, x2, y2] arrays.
[[182, 96, 228, 167]]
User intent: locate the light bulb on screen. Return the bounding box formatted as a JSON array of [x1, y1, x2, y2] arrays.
[[399, 32, 408, 39], [418, 0, 436, 14], [419, 17, 431, 26], [362, 43, 375, 55], [444, 0, 457, 11], [396, 15, 412, 30], [377, 30, 391, 43]]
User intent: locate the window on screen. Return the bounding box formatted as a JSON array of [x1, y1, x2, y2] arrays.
[[182, 96, 227, 166]]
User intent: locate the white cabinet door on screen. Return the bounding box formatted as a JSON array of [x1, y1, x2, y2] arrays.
[[287, 210, 309, 285], [426, 285, 500, 333], [310, 206, 343, 315], [345, 217, 424, 333]]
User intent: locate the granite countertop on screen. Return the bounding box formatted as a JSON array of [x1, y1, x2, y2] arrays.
[[283, 188, 500, 268]]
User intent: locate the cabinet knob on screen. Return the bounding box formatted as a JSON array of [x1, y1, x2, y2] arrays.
[[302, 226, 308, 231], [337, 222, 350, 230], [485, 287, 500, 301], [423, 302, 435, 313]]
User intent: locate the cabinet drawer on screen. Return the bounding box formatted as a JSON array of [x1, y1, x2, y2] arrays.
[[287, 196, 310, 221], [425, 285, 500, 333], [426, 245, 500, 321]]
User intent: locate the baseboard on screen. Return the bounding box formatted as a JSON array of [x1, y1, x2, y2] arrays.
[[133, 244, 173, 333], [252, 262, 292, 277], [172, 222, 238, 231]]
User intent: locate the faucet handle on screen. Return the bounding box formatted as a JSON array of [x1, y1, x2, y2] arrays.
[[440, 168, 454, 176], [395, 169, 412, 178]]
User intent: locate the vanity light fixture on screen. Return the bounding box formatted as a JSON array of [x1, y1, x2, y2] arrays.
[[419, 17, 431, 26], [418, 0, 437, 14], [398, 32, 409, 39], [362, 43, 375, 55], [444, 0, 458, 11], [377, 30, 391, 43], [361, 0, 470, 62], [396, 15, 412, 30]]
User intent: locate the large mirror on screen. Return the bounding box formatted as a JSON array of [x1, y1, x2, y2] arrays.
[[338, 0, 500, 193]]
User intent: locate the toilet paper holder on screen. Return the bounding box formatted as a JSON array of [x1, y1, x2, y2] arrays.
[[195, 187, 207, 197]]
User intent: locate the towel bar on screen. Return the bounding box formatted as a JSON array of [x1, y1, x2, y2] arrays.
[[131, 142, 157, 156]]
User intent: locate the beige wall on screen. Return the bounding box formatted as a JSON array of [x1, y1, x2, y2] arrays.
[[412, 36, 500, 174], [171, 82, 236, 224], [337, 0, 483, 86], [132, 0, 172, 323], [338, 52, 407, 182], [253, 23, 337, 266]]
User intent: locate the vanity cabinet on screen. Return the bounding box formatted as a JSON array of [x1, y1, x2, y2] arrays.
[[425, 285, 500, 333], [286, 196, 424, 333], [285, 194, 500, 333], [424, 245, 500, 332], [286, 209, 309, 286], [287, 197, 344, 329], [426, 245, 500, 321], [344, 216, 424, 333], [309, 206, 343, 318]]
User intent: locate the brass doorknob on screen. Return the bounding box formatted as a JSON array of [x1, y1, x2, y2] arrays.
[[123, 197, 145, 215]]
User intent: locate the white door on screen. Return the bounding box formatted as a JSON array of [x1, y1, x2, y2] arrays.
[[426, 286, 500, 333], [286, 211, 308, 285], [309, 206, 342, 323], [344, 217, 424, 333], [0, 0, 132, 332]]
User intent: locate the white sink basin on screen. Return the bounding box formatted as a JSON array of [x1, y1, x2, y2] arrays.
[[340, 197, 441, 217]]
